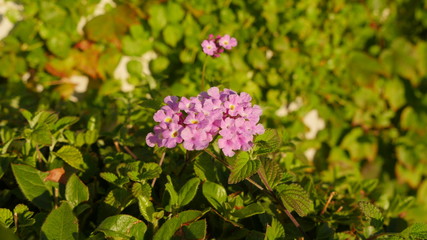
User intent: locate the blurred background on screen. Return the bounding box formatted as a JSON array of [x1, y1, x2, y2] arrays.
[[1, 0, 426, 224]]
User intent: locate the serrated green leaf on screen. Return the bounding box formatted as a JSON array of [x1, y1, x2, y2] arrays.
[[359, 201, 384, 229], [11, 164, 52, 210], [255, 129, 281, 155], [31, 125, 52, 146], [40, 202, 78, 240], [137, 196, 154, 223], [276, 184, 314, 217], [55, 145, 86, 171], [259, 158, 283, 189], [100, 172, 118, 184], [104, 188, 133, 212], [66, 174, 89, 208], [0, 208, 13, 228], [182, 219, 207, 240], [178, 178, 200, 207], [132, 182, 151, 198], [140, 162, 162, 180], [228, 152, 261, 184], [96, 214, 146, 239], [231, 202, 265, 219], [153, 210, 203, 240], [202, 181, 227, 211], [14, 204, 35, 227], [265, 218, 285, 240], [401, 223, 427, 239]]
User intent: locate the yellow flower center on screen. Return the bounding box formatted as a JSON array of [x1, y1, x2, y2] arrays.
[[230, 104, 235, 110], [171, 131, 178, 138], [190, 119, 199, 124], [164, 117, 172, 123]]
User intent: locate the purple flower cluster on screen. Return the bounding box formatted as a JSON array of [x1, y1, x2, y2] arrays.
[[201, 34, 237, 57], [146, 87, 264, 157]]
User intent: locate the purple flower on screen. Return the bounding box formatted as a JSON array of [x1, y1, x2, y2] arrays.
[[201, 40, 217, 56], [146, 87, 264, 156], [201, 34, 238, 58], [181, 127, 210, 150], [218, 35, 237, 50]]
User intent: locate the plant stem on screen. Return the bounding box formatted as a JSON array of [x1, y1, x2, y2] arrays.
[[151, 151, 166, 188], [321, 191, 336, 215], [201, 55, 208, 92]]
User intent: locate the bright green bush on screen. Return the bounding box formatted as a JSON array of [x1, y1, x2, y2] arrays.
[[1, 0, 427, 239]]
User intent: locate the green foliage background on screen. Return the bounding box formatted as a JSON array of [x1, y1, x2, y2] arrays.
[[1, 0, 427, 239]]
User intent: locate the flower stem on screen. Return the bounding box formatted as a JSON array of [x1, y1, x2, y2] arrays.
[[201, 55, 208, 92]]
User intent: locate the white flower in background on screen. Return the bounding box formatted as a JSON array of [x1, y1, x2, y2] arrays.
[[275, 97, 303, 117], [303, 109, 325, 140], [0, 0, 23, 40], [114, 51, 158, 92]]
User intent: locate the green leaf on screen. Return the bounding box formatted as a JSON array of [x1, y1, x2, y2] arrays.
[[40, 202, 78, 240], [84, 5, 139, 45], [137, 196, 154, 223], [248, 48, 267, 70], [163, 24, 183, 47], [265, 218, 285, 240], [20, 109, 33, 124], [0, 208, 13, 228], [127, 60, 142, 77], [100, 172, 118, 184], [0, 225, 19, 240], [54, 116, 79, 132], [47, 31, 71, 58], [194, 154, 216, 182], [96, 214, 146, 239], [55, 145, 86, 171], [259, 158, 283, 189], [182, 219, 207, 240], [148, 4, 167, 34], [166, 2, 185, 23], [231, 203, 265, 219], [132, 182, 151, 198], [104, 188, 133, 212], [0, 156, 12, 179], [65, 174, 89, 208], [150, 56, 170, 74], [255, 129, 281, 155], [31, 126, 52, 146], [122, 36, 152, 56], [359, 201, 384, 229], [14, 204, 35, 227], [228, 152, 261, 184], [11, 164, 52, 210], [202, 181, 227, 211], [401, 223, 427, 239], [140, 162, 162, 180], [153, 210, 203, 240], [165, 175, 179, 208], [178, 178, 200, 207], [276, 184, 314, 217]]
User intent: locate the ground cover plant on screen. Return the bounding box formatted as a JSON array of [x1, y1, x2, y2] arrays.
[[1, 0, 427, 239]]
